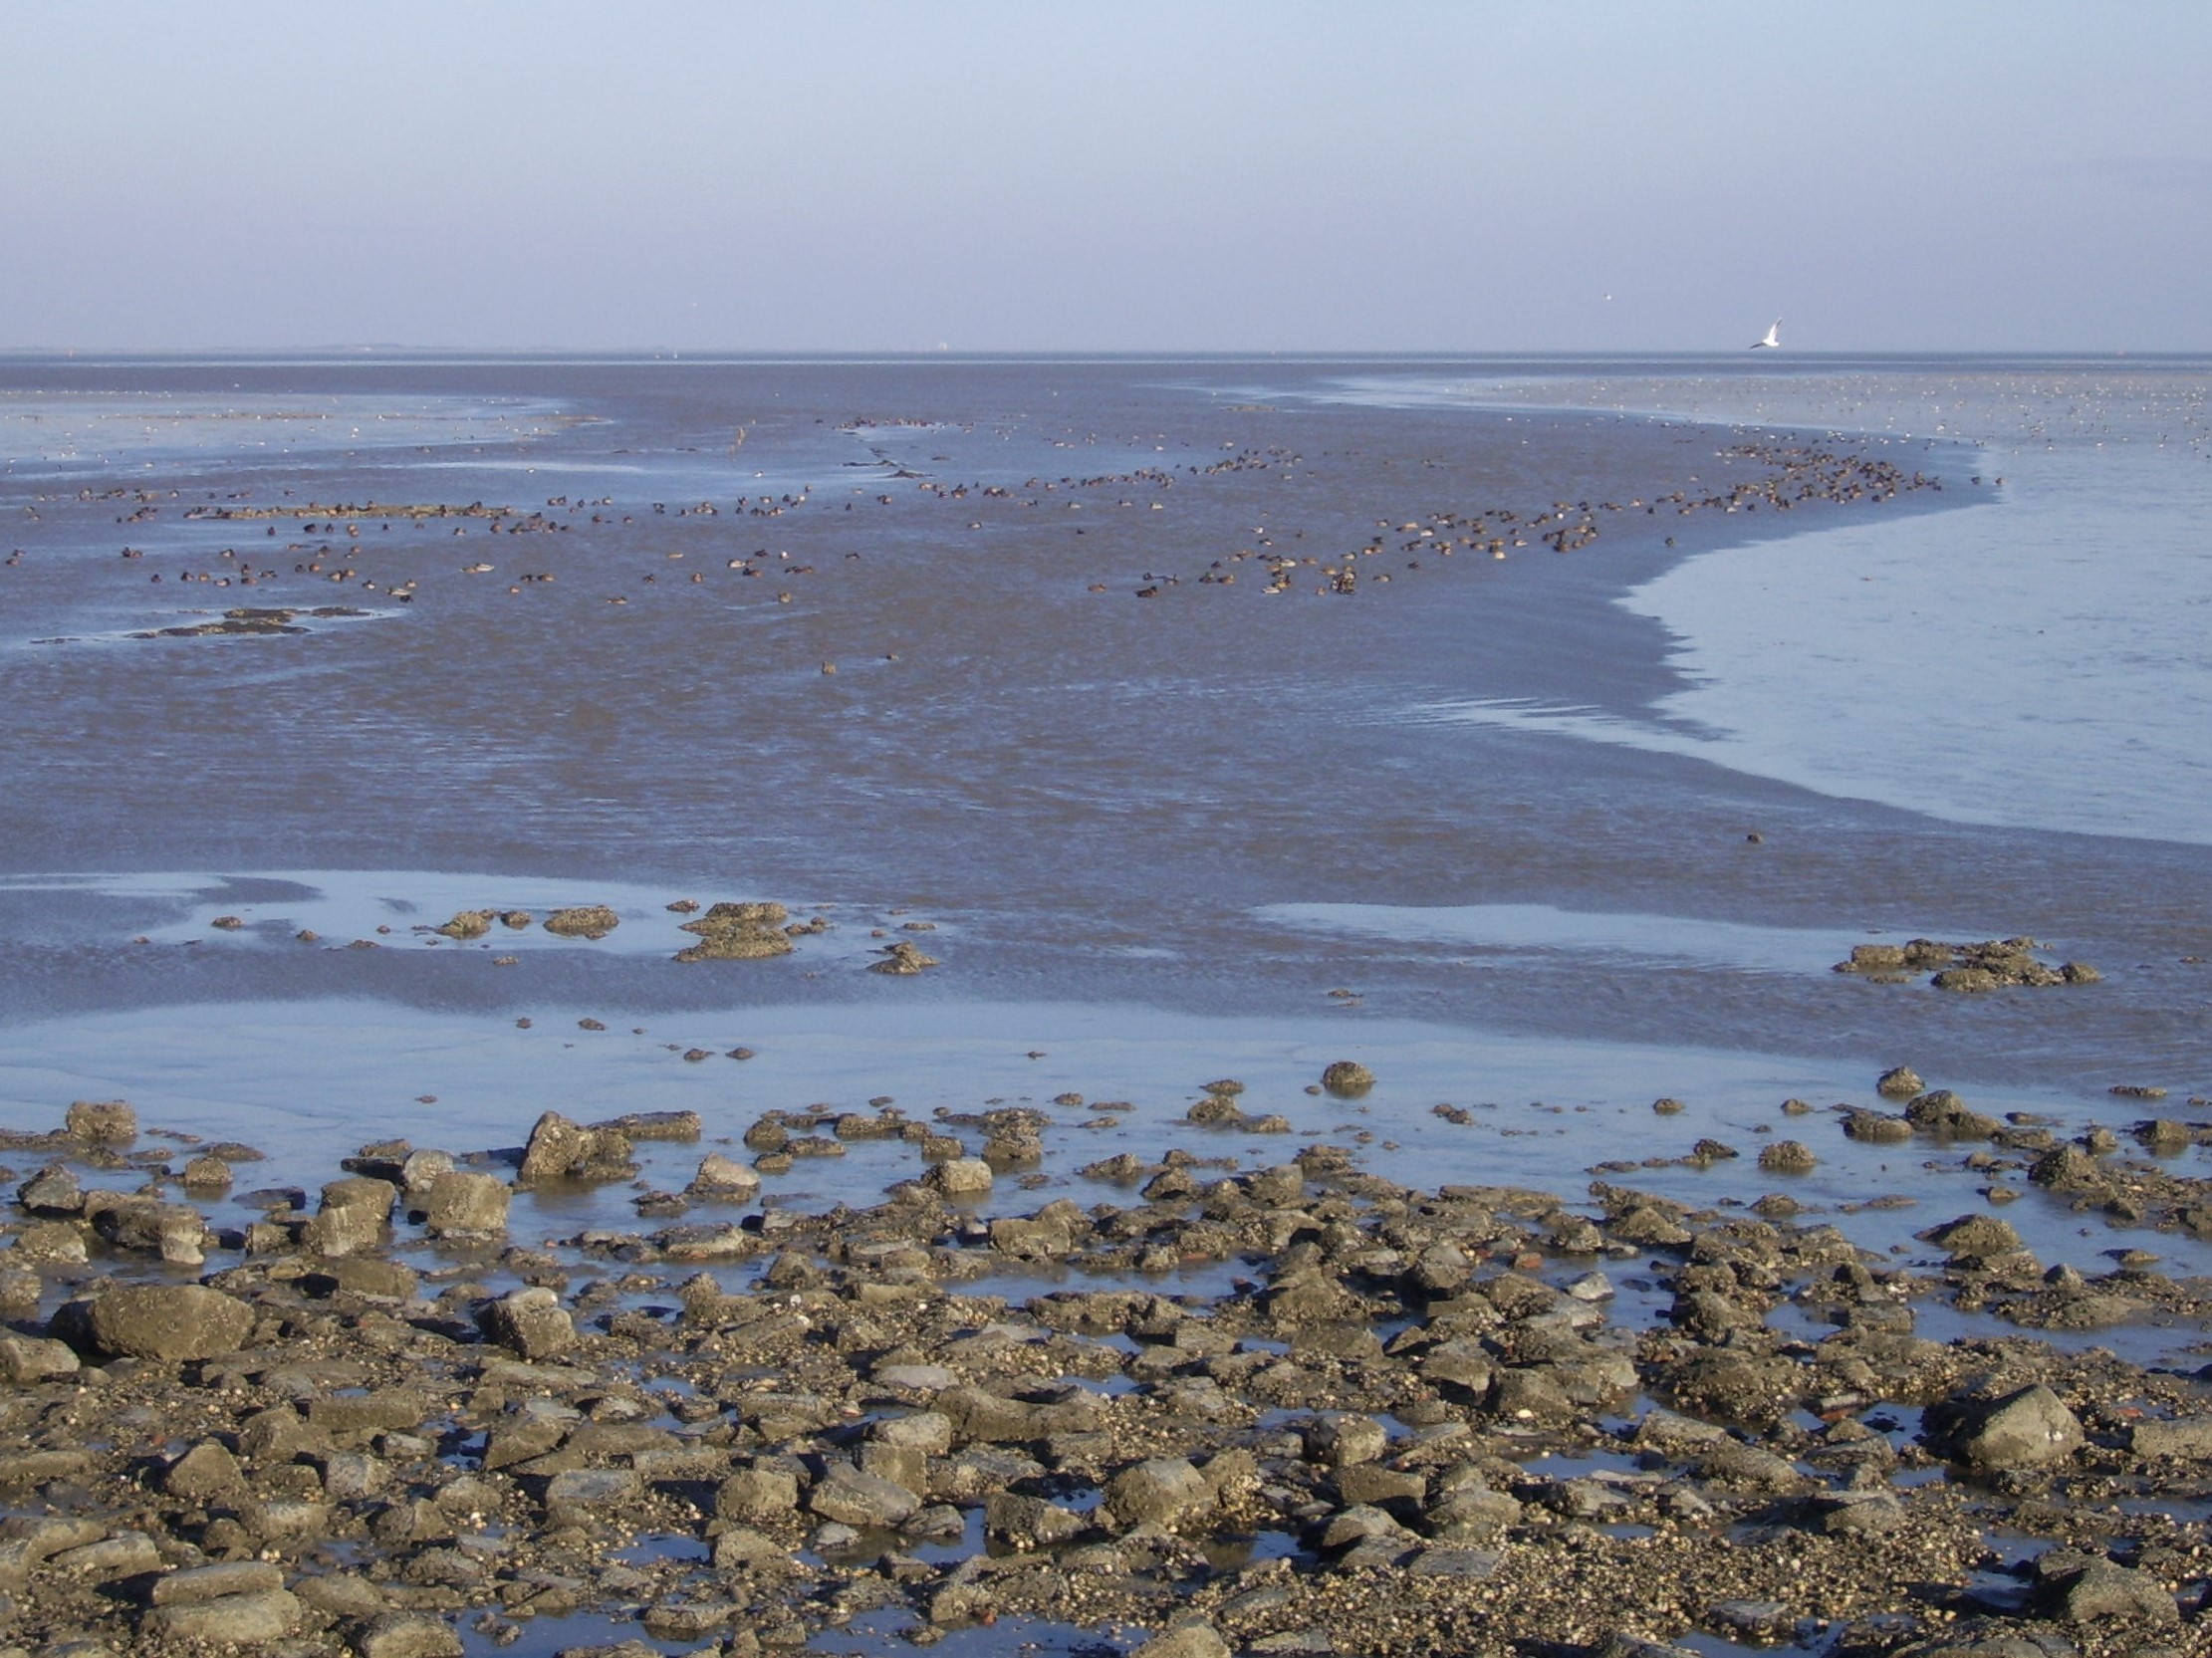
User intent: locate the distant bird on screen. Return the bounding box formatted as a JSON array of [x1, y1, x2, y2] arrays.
[[1750, 319, 1782, 350]]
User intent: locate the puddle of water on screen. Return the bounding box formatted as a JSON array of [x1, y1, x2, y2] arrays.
[[1255, 901, 1855, 976]]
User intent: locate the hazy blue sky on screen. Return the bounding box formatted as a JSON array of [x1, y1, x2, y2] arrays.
[[3, 1, 2206, 352]]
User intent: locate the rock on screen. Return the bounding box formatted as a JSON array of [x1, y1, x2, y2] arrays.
[[64, 1100, 136, 1143], [480, 1288, 577, 1360], [147, 1561, 285, 1605], [1875, 1066, 1925, 1098], [0, 1335, 79, 1384], [1843, 1109, 1913, 1144], [1106, 1458, 1213, 1529], [418, 1170, 509, 1237], [141, 1588, 300, 1644], [435, 910, 494, 939], [1405, 1545, 1501, 1578], [2030, 1145, 2105, 1192], [675, 902, 794, 962], [86, 1194, 208, 1264], [924, 1157, 993, 1196], [16, 1164, 82, 1215], [808, 1465, 918, 1529], [711, 1526, 787, 1570], [1923, 1214, 2023, 1262], [542, 1467, 640, 1522], [181, 1154, 233, 1188], [716, 1467, 800, 1521], [1132, 1626, 1231, 1658], [868, 941, 938, 974], [2043, 1558, 2179, 1624], [687, 1154, 762, 1201], [871, 1364, 954, 1393], [983, 1491, 1086, 1547], [11, 1222, 88, 1265], [1806, 1491, 1904, 1536], [1304, 1413, 1388, 1468], [543, 904, 619, 938], [1321, 1061, 1373, 1097], [307, 1176, 397, 1256], [81, 1284, 255, 1361], [1928, 1383, 2084, 1470], [163, 1441, 245, 1502], [356, 1610, 467, 1658], [517, 1111, 635, 1184], [1757, 1139, 1817, 1173], [2130, 1417, 2212, 1460], [1904, 1090, 2001, 1138]]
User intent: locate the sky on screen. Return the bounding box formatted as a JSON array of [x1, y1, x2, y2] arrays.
[[2, 0, 2207, 353]]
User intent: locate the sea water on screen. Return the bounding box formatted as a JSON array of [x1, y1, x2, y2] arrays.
[[1319, 359, 2212, 845]]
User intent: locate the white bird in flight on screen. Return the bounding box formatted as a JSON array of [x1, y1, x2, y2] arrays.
[[1750, 319, 1782, 350]]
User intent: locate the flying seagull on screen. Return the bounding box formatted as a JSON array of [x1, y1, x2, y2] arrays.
[[1750, 319, 1782, 350]]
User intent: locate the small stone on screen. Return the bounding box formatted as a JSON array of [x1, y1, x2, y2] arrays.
[[1875, 1066, 1925, 1098]]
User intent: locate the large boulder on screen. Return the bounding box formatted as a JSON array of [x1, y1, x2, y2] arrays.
[[80, 1284, 255, 1361], [1927, 1382, 2084, 1470]]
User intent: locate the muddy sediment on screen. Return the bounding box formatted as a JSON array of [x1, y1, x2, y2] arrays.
[[5, 1078, 2212, 1658]]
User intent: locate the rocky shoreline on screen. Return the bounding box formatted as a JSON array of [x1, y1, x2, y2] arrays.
[[5, 1074, 2212, 1658]]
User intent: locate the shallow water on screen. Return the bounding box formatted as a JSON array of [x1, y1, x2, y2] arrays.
[[1325, 360, 2212, 845], [1, 354, 2208, 1215]]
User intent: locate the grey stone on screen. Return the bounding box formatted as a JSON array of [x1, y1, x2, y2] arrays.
[[82, 1283, 255, 1361], [0, 1334, 79, 1384], [517, 1111, 635, 1184], [715, 1467, 800, 1521], [924, 1157, 993, 1196], [356, 1611, 467, 1658], [1132, 1624, 1232, 1658], [1106, 1457, 1213, 1528], [807, 1465, 918, 1529], [141, 1589, 300, 1644], [147, 1561, 285, 1605], [1931, 1383, 2084, 1470], [480, 1287, 577, 1360], [419, 1171, 509, 1237], [687, 1153, 761, 1201]]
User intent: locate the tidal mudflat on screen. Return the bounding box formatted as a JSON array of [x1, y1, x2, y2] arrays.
[[2, 355, 2209, 1657]]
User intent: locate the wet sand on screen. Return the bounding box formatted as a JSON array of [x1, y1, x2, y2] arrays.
[[2, 355, 2210, 1656]]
